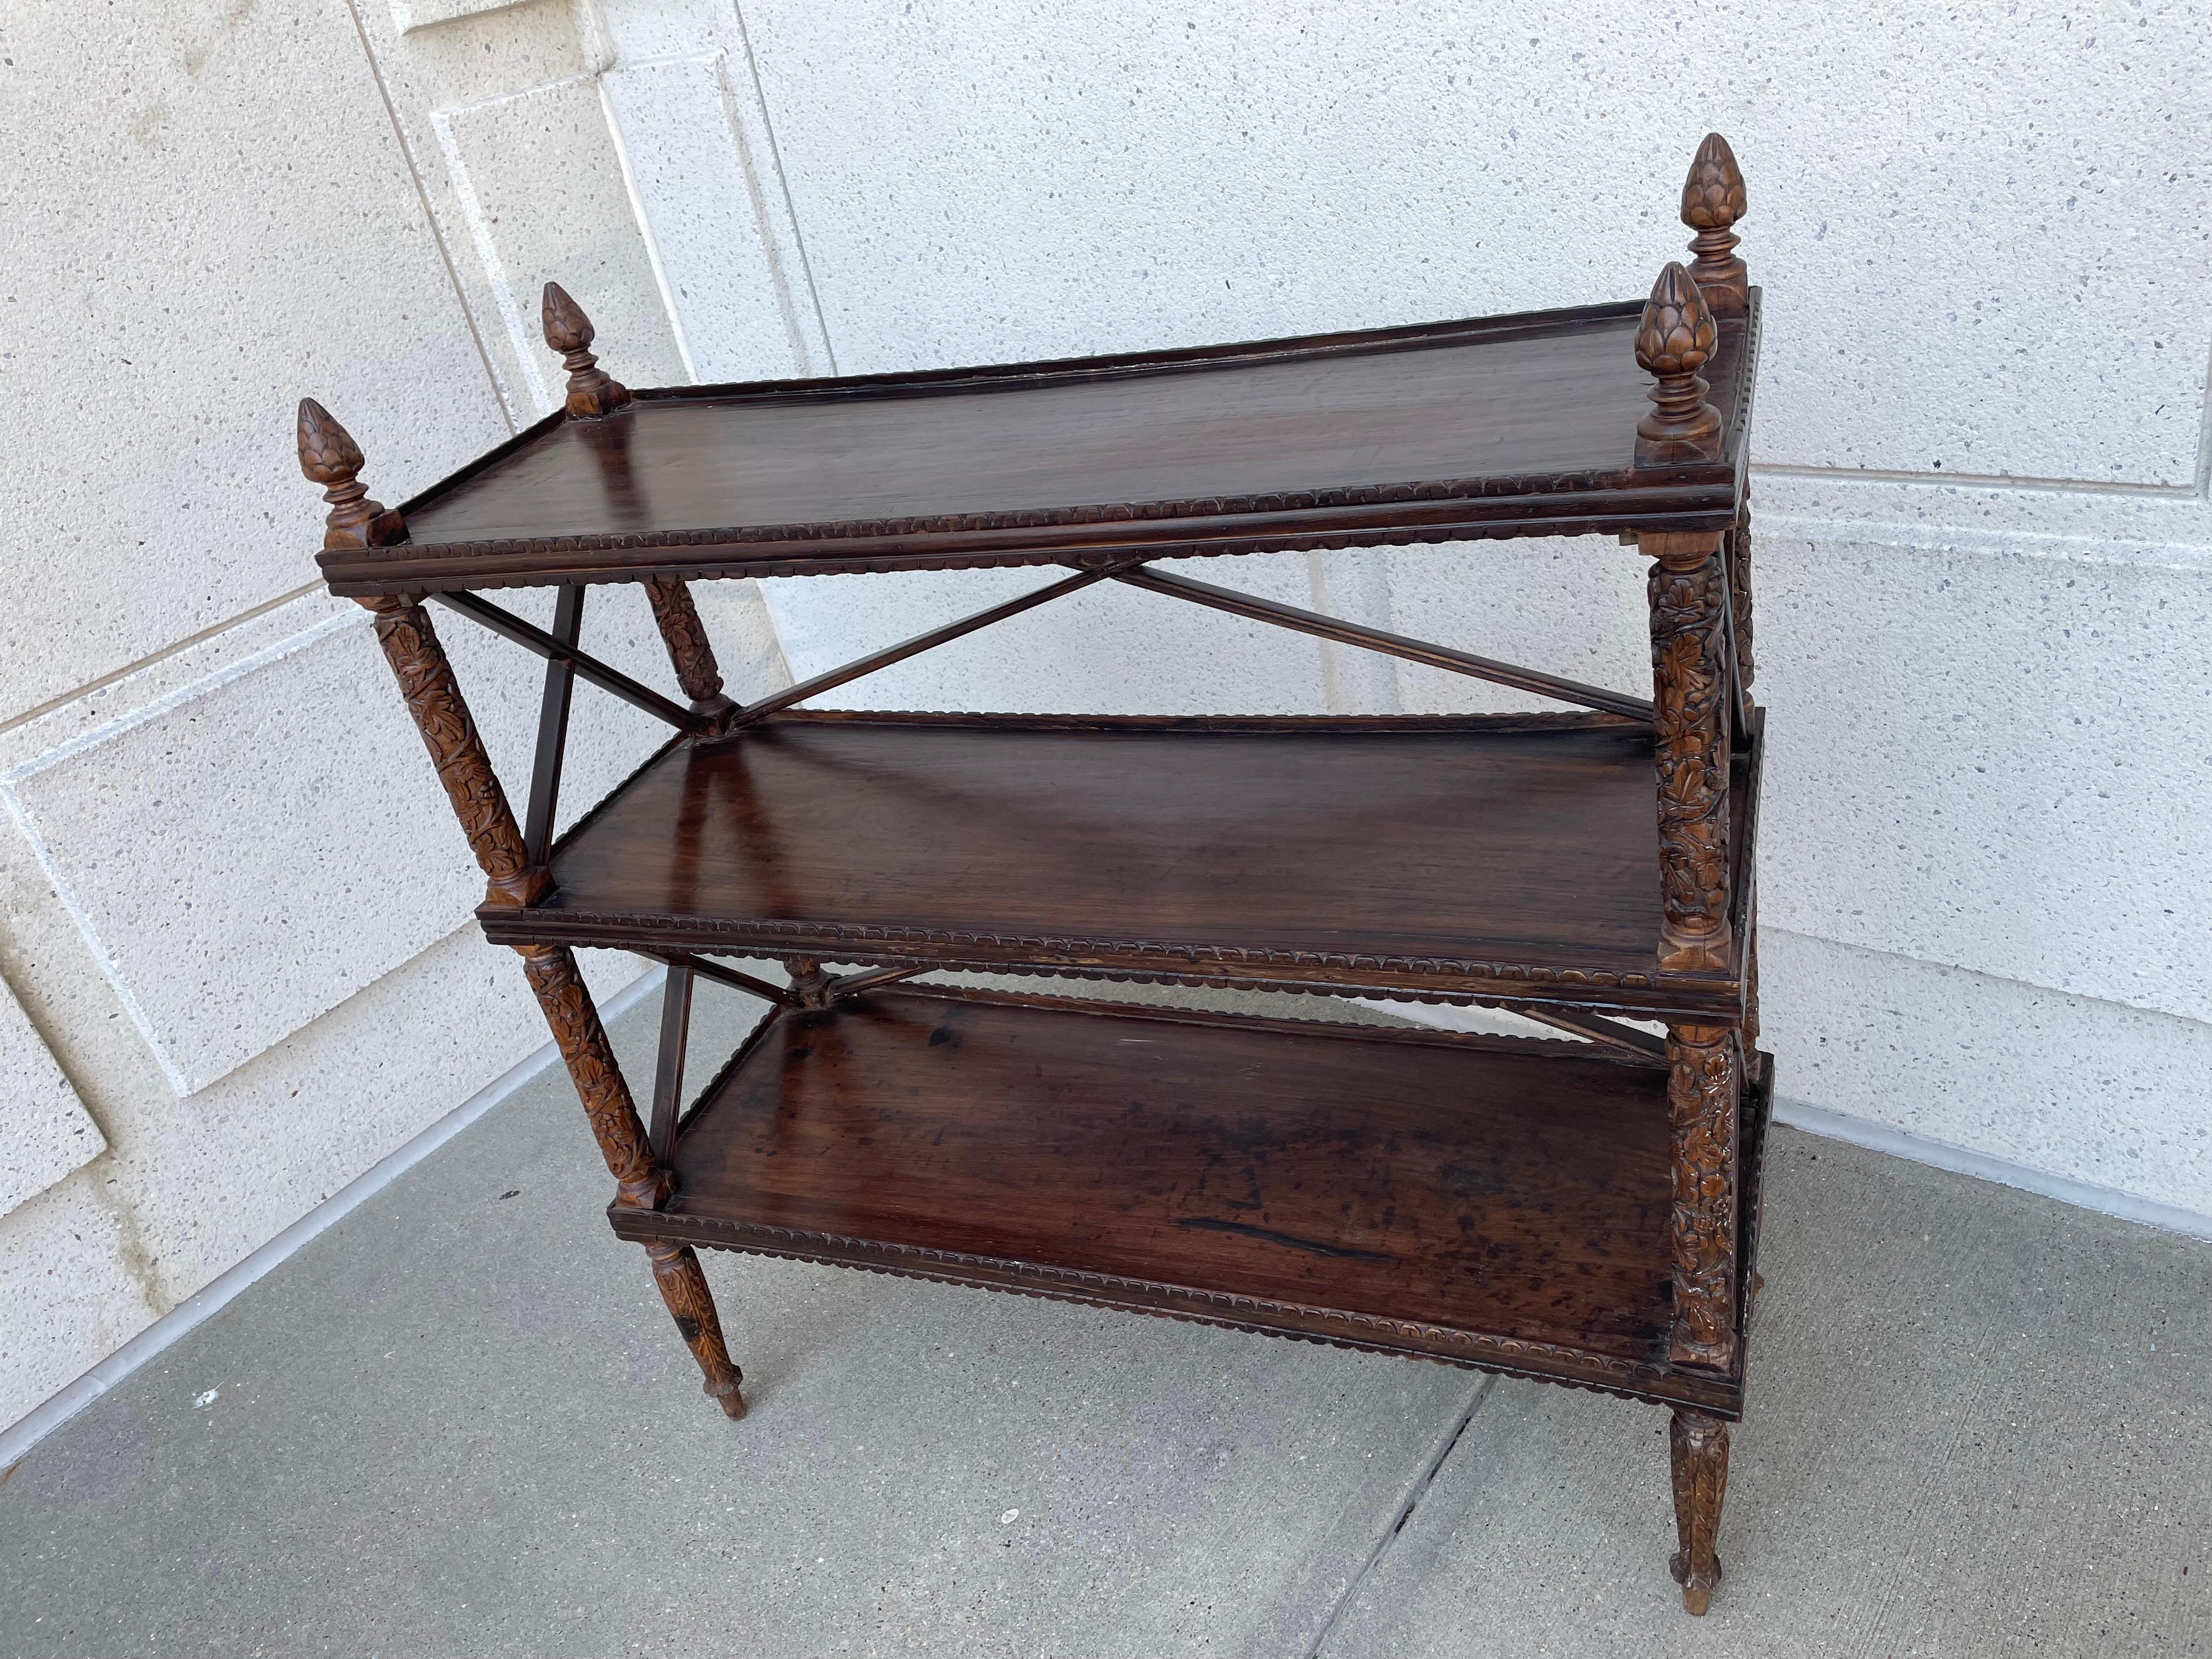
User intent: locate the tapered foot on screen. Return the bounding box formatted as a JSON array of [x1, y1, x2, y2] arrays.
[[1668, 1410, 1729, 1614], [645, 1240, 747, 1421]]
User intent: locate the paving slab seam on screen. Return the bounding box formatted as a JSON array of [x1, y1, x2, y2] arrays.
[[1302, 1373, 1495, 1659]]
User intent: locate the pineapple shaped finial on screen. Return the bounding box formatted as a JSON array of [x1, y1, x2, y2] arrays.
[[541, 283, 632, 419], [296, 399, 402, 550], [1680, 133, 1748, 314], [1633, 263, 1722, 462]]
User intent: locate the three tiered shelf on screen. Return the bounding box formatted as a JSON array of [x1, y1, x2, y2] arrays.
[[301, 133, 1771, 1615]]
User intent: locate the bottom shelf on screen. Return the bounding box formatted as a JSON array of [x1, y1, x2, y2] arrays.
[[613, 986, 1770, 1413]]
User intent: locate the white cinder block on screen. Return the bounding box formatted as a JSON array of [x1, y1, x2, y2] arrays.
[[1755, 528, 2212, 1026], [759, 553, 1331, 716], [739, 0, 2211, 484], [0, 2, 510, 724], [1763, 928, 2212, 1221], [432, 72, 689, 416], [600, 53, 834, 380], [0, 975, 107, 1216], [0, 1174, 159, 1428]]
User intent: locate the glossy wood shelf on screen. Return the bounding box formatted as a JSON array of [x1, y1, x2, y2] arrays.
[[614, 986, 1770, 1414], [318, 297, 1757, 597], [478, 710, 1760, 1018]]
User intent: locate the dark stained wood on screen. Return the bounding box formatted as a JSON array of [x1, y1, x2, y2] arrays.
[[522, 584, 585, 867], [311, 134, 1771, 1610], [478, 712, 1756, 1017], [1681, 134, 1749, 316], [296, 399, 405, 551], [647, 961, 693, 1164], [1669, 1411, 1729, 1614], [642, 577, 735, 717], [1666, 1023, 1738, 1369], [1646, 532, 1735, 973], [633, 987, 1762, 1407], [541, 283, 633, 420], [1634, 266, 1723, 464], [316, 297, 1759, 596], [644, 1240, 746, 1419]]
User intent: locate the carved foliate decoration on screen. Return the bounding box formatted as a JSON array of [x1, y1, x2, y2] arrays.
[[541, 282, 631, 419], [517, 944, 666, 1209], [1680, 133, 1748, 314], [1669, 1410, 1729, 1614], [643, 577, 733, 713], [296, 399, 403, 550], [1667, 1024, 1736, 1369], [362, 598, 546, 909], [645, 1240, 747, 1416], [1634, 264, 1722, 461], [1646, 537, 1733, 972]]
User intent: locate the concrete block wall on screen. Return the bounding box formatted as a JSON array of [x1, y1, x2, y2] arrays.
[[5, 0, 2206, 1434], [0, 0, 793, 1431]]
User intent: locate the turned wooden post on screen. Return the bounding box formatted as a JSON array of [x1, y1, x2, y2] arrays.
[[1644, 530, 1733, 974], [1665, 1023, 1737, 1369], [1680, 133, 1748, 316], [296, 399, 405, 550], [1669, 1410, 1729, 1615], [1634, 264, 1722, 465], [541, 281, 631, 419]]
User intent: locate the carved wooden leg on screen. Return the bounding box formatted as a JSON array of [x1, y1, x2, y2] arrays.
[[516, 944, 667, 1210], [1644, 531, 1733, 974], [1669, 1410, 1729, 1615], [1667, 1023, 1737, 1369], [644, 576, 736, 719], [645, 1240, 747, 1419]]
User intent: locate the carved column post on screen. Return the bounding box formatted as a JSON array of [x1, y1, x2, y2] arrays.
[[643, 577, 736, 719], [1669, 1410, 1730, 1615], [1644, 529, 1733, 974], [1666, 1024, 1737, 1369]]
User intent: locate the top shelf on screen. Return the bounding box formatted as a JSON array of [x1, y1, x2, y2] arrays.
[[318, 296, 1759, 596]]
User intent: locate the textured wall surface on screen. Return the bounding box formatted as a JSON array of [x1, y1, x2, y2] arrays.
[[4, 0, 2205, 1434]]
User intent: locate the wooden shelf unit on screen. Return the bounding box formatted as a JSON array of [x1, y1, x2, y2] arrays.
[[300, 133, 1769, 1616]]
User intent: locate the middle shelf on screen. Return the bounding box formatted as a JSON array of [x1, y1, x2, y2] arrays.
[[481, 709, 1757, 1017]]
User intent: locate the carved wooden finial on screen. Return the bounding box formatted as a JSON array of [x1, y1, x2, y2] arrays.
[[1680, 132, 1747, 314], [541, 281, 631, 419], [296, 398, 403, 550], [1634, 263, 1722, 462]]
